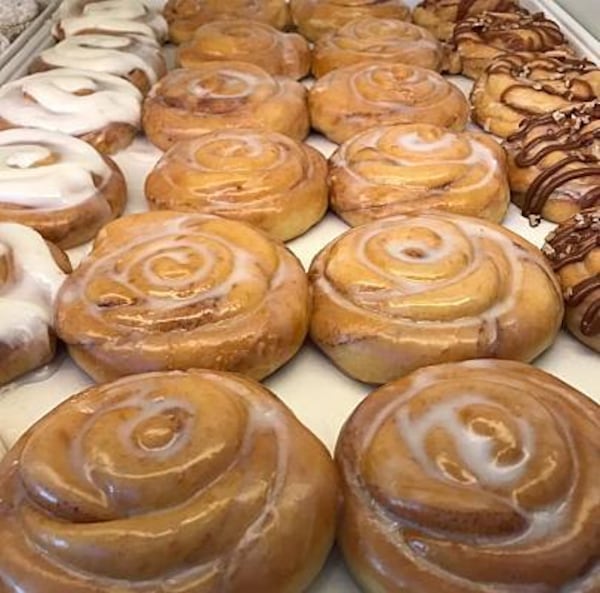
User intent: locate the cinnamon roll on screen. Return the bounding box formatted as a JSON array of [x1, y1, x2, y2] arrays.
[[312, 18, 443, 78], [0, 369, 339, 593], [308, 212, 563, 383], [29, 34, 167, 94], [336, 359, 600, 593], [0, 129, 126, 249], [55, 212, 310, 382], [471, 52, 600, 139], [145, 129, 327, 241], [143, 64, 309, 151], [413, 0, 521, 41], [164, 0, 291, 45], [329, 124, 510, 225], [0, 69, 143, 155], [290, 0, 410, 42], [453, 11, 571, 79], [0, 223, 70, 386], [309, 62, 470, 144], [53, 0, 168, 42], [544, 208, 600, 352], [177, 19, 310, 80], [504, 101, 600, 224]]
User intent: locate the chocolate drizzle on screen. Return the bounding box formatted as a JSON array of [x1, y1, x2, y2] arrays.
[[421, 0, 520, 22], [544, 208, 600, 336]]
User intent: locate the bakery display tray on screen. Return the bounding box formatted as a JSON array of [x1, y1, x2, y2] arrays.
[[0, 1, 598, 591]]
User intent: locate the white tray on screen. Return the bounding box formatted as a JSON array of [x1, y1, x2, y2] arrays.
[[0, 1, 598, 591]]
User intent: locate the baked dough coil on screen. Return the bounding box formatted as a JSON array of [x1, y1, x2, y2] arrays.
[[0, 370, 339, 593], [335, 359, 600, 593], [308, 212, 563, 383]]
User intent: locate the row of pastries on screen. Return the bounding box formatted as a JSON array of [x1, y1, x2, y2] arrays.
[[0, 0, 598, 592]]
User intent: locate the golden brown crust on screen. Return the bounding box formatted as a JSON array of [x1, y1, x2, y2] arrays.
[[309, 62, 470, 144], [312, 18, 443, 78], [336, 359, 600, 593], [177, 19, 310, 80], [142, 64, 309, 150], [328, 123, 510, 225], [308, 212, 563, 383], [0, 369, 339, 593], [55, 211, 310, 382], [145, 129, 327, 241]]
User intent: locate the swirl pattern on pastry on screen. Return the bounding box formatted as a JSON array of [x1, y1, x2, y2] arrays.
[[453, 11, 572, 79], [309, 62, 469, 144], [164, 0, 291, 45], [0, 68, 142, 155], [308, 212, 563, 383], [312, 17, 443, 78], [0, 369, 339, 593], [55, 211, 310, 382], [177, 19, 310, 80], [503, 101, 600, 224], [30, 34, 167, 94], [0, 128, 126, 248], [329, 123, 510, 225], [413, 0, 521, 41], [0, 223, 69, 386], [143, 64, 309, 150], [290, 0, 410, 42], [145, 129, 327, 241], [472, 52, 600, 139], [53, 0, 168, 42], [543, 208, 600, 352], [335, 359, 600, 593]]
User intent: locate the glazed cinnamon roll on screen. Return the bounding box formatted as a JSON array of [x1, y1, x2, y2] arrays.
[[0, 223, 70, 386], [0, 369, 339, 593], [504, 101, 600, 224], [143, 64, 309, 150], [0, 69, 142, 155], [471, 52, 600, 139], [177, 19, 310, 80], [145, 129, 327, 241], [290, 0, 410, 42], [329, 124, 510, 225], [309, 62, 469, 144], [308, 212, 563, 383], [544, 208, 600, 352], [453, 11, 571, 79], [312, 18, 443, 78], [55, 212, 310, 382], [164, 0, 291, 45], [29, 34, 167, 94], [0, 129, 126, 248], [53, 0, 168, 42], [413, 0, 521, 41], [336, 359, 600, 593]]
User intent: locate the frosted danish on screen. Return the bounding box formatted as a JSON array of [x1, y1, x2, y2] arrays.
[[472, 52, 600, 139], [0, 68, 142, 155], [30, 34, 167, 94], [0, 129, 126, 248], [290, 0, 410, 42], [308, 212, 563, 383], [53, 0, 168, 42], [143, 64, 309, 151], [55, 212, 310, 382], [309, 62, 469, 144], [329, 124, 510, 225], [165, 0, 291, 45], [177, 19, 310, 80], [335, 359, 600, 593], [145, 129, 327, 241], [0, 223, 70, 386], [0, 369, 339, 593]]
